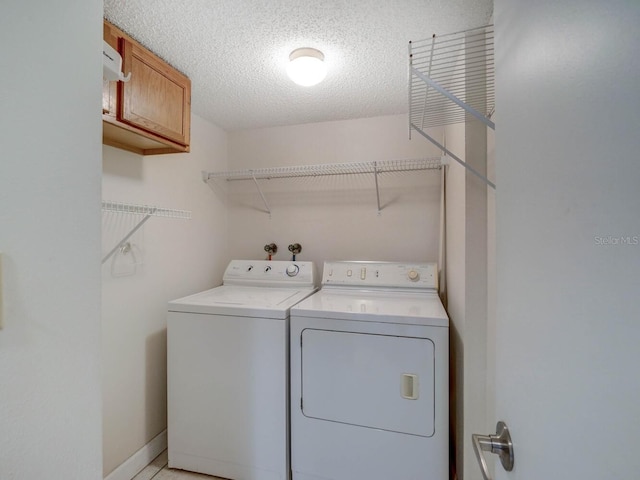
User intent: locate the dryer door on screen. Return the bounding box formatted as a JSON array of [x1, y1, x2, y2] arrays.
[[301, 328, 435, 437]]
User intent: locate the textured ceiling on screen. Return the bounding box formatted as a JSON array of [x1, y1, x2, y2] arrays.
[[104, 0, 493, 131]]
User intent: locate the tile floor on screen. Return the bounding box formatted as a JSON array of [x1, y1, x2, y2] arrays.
[[132, 450, 222, 480]]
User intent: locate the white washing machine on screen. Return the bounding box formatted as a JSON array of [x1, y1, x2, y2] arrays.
[[167, 260, 316, 480], [290, 261, 449, 480]]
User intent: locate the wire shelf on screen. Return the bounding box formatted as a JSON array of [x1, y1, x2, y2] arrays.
[[409, 24, 494, 131], [101, 201, 191, 265], [203, 158, 442, 182], [202, 158, 442, 215], [101, 201, 192, 219]]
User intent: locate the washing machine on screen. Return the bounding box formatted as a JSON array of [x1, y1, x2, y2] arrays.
[[167, 260, 316, 480], [290, 261, 449, 480]]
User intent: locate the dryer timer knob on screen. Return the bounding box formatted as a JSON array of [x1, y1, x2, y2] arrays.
[[408, 270, 420, 281], [286, 264, 300, 277]]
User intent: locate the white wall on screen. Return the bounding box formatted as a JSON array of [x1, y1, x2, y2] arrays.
[[227, 115, 443, 272], [101, 114, 228, 476], [442, 122, 467, 479], [462, 118, 489, 480], [0, 1, 103, 479], [443, 119, 491, 480], [484, 124, 496, 478]]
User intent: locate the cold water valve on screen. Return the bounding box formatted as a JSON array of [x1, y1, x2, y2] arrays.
[[288, 243, 302, 261]]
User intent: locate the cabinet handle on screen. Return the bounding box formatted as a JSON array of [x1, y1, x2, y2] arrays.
[[472, 421, 514, 480]]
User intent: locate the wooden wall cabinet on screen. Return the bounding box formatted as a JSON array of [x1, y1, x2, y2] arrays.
[[103, 20, 191, 155]]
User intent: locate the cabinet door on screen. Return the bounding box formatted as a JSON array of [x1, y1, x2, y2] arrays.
[[119, 38, 191, 146], [102, 23, 118, 116]]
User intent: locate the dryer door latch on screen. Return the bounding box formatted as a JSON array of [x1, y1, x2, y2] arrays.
[[400, 373, 419, 400]]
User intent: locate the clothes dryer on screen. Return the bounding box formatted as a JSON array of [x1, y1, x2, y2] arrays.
[[168, 260, 316, 480], [290, 261, 449, 480]]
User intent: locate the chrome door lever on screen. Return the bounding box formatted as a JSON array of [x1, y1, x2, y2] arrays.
[[472, 421, 514, 480]]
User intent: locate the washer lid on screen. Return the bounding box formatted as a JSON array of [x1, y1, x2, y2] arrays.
[[291, 289, 448, 327], [168, 285, 317, 319]]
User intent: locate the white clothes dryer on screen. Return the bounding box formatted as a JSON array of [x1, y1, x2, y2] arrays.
[[290, 261, 449, 480], [167, 260, 316, 480]]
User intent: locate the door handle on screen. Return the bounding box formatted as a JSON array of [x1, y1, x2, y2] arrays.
[[472, 421, 514, 480]]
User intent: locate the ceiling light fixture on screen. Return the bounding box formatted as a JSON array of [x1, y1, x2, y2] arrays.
[[287, 47, 327, 87]]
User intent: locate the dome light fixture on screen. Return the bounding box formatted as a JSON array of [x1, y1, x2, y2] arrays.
[[286, 47, 327, 87]]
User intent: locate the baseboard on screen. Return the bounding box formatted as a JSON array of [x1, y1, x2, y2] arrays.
[[104, 429, 167, 480]]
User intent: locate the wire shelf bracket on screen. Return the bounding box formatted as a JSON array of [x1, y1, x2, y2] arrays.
[[101, 201, 191, 264], [410, 125, 495, 190], [251, 172, 272, 216], [409, 25, 496, 189], [202, 158, 442, 215]]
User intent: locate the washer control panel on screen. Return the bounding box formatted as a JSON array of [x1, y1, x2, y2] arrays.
[[223, 260, 315, 287], [322, 261, 437, 290]]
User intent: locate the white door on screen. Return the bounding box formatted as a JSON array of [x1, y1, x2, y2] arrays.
[[487, 1, 640, 479]]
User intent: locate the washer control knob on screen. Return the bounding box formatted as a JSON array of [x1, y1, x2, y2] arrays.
[[408, 270, 420, 281], [286, 264, 300, 277]]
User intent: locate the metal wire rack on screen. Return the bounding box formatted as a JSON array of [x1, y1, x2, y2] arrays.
[[101, 201, 191, 219], [202, 158, 442, 215], [101, 201, 191, 264], [202, 158, 442, 182], [408, 25, 496, 189], [409, 24, 495, 131]]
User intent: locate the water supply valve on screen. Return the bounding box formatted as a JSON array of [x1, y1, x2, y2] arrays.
[[264, 243, 278, 260], [288, 243, 302, 261]]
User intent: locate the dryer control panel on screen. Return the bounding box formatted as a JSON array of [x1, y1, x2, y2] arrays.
[[322, 261, 437, 290]]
